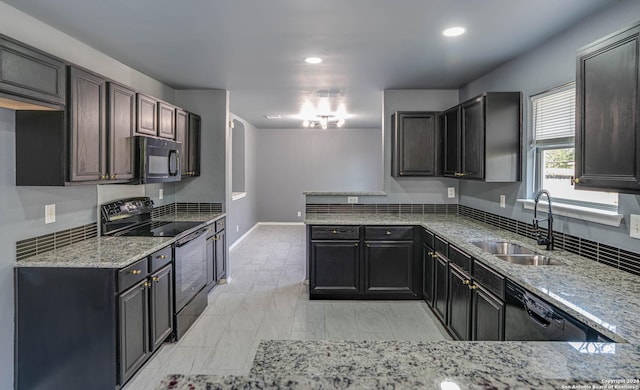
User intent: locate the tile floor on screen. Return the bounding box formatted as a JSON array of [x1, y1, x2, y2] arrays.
[[124, 225, 450, 389]]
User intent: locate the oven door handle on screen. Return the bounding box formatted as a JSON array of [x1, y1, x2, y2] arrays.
[[176, 227, 210, 247]]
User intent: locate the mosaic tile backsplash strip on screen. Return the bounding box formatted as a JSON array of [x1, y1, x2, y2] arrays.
[[306, 203, 459, 215], [16, 202, 223, 261]]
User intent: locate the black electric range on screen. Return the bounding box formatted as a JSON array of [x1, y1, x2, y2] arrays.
[[101, 197, 201, 238]]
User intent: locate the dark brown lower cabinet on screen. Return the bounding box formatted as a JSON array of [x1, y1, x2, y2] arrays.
[[422, 244, 435, 306], [472, 284, 505, 341], [433, 253, 449, 323], [364, 241, 413, 294], [447, 264, 472, 340], [310, 240, 360, 294], [120, 264, 173, 384], [119, 279, 150, 383], [206, 229, 216, 289], [215, 229, 226, 281]]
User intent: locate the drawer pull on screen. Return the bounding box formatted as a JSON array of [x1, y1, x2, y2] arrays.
[[332, 230, 338, 234], [385, 231, 392, 235], [156, 255, 167, 259], [355, 243, 359, 247], [469, 285, 478, 290], [152, 276, 160, 282], [463, 279, 470, 285], [144, 281, 152, 288], [130, 270, 142, 275]]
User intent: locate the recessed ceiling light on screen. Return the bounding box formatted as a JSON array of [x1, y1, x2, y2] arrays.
[[264, 114, 282, 119], [443, 27, 466, 37], [305, 57, 323, 64]]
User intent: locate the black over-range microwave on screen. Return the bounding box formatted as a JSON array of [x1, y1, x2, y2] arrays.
[[135, 136, 181, 184]]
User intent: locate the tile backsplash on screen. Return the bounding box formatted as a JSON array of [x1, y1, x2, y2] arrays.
[[16, 202, 223, 261]]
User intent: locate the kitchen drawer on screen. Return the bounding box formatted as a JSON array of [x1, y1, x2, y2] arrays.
[[472, 261, 505, 300], [365, 226, 413, 241], [422, 229, 434, 248], [149, 245, 172, 273], [215, 218, 225, 232], [311, 226, 360, 240], [434, 236, 448, 256], [449, 245, 472, 274], [118, 258, 149, 293]]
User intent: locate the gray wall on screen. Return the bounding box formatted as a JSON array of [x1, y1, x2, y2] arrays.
[[256, 128, 382, 222], [458, 0, 640, 253], [174, 90, 228, 205], [228, 115, 258, 246]]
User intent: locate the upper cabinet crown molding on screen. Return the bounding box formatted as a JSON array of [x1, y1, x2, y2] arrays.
[[575, 21, 640, 194]]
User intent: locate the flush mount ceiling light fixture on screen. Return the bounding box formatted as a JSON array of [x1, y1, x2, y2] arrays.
[[442, 26, 466, 37], [264, 114, 282, 119], [297, 98, 349, 129], [304, 57, 323, 64]]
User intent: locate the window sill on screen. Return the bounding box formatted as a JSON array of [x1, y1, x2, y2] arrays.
[[232, 192, 247, 201], [517, 199, 623, 227]]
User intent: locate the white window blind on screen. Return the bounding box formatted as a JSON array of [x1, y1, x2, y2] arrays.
[[532, 84, 575, 142]]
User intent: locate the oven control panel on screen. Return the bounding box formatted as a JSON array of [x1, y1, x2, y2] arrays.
[[101, 197, 154, 222]]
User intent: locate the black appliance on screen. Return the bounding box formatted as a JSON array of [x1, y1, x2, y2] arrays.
[[101, 197, 210, 340], [135, 136, 181, 184], [505, 280, 592, 341]]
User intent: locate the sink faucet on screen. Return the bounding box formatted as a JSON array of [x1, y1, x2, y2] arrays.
[[533, 189, 554, 250]]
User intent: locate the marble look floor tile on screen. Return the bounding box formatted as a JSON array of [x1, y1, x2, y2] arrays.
[[160, 346, 214, 374], [265, 293, 298, 317], [229, 304, 266, 331], [202, 292, 245, 315], [357, 331, 395, 341], [256, 314, 294, 340], [325, 303, 359, 340], [122, 366, 162, 390], [203, 329, 257, 371], [178, 315, 229, 347], [354, 303, 392, 334]]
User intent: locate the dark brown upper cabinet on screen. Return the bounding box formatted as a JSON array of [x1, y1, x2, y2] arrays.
[[68, 67, 107, 182], [176, 108, 189, 175], [186, 113, 201, 177], [136, 93, 157, 136], [157, 101, 176, 139], [443, 92, 522, 182], [0, 35, 66, 107], [107, 82, 136, 181], [391, 111, 439, 177], [575, 22, 640, 194]]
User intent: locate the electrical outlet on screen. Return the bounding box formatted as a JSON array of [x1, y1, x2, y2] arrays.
[[347, 196, 358, 204], [630, 214, 640, 239], [45, 204, 56, 224], [447, 187, 455, 198], [500, 195, 506, 208], [236, 225, 239, 232], [297, 211, 302, 217], [159, 189, 163, 200]]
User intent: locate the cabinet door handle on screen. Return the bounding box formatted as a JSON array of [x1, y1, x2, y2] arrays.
[[156, 255, 167, 259], [144, 281, 152, 288], [332, 230, 338, 234], [469, 285, 478, 290], [385, 231, 392, 235], [152, 276, 160, 282], [571, 177, 580, 185], [354, 243, 359, 247], [463, 279, 470, 285], [130, 270, 142, 275]]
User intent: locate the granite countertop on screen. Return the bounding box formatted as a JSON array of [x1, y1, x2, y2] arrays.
[[158, 339, 640, 389], [305, 213, 640, 344], [16, 212, 225, 268]]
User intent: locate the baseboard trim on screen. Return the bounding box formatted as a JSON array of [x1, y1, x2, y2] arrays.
[[257, 222, 305, 226], [228, 223, 260, 251]]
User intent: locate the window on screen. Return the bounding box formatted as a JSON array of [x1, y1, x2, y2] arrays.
[[531, 83, 617, 208]]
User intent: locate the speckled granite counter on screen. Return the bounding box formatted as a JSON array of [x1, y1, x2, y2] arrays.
[[16, 212, 225, 268], [158, 340, 639, 389], [305, 213, 640, 344]]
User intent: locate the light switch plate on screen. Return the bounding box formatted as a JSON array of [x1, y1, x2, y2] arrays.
[[159, 189, 164, 200], [45, 204, 55, 224], [347, 196, 358, 204], [297, 211, 302, 217], [500, 195, 506, 208], [630, 214, 640, 239], [447, 187, 455, 198]]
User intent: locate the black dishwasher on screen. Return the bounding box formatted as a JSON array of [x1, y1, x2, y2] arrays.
[[505, 280, 589, 341]]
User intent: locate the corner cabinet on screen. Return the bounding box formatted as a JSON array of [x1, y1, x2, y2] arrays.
[[391, 111, 439, 177], [443, 92, 522, 182], [575, 22, 640, 194]]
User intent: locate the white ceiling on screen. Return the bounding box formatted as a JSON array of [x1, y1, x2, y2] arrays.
[[3, 0, 614, 128]]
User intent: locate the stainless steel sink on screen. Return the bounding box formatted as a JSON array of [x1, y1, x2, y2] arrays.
[[470, 241, 565, 266], [470, 241, 536, 255], [494, 254, 564, 266]]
